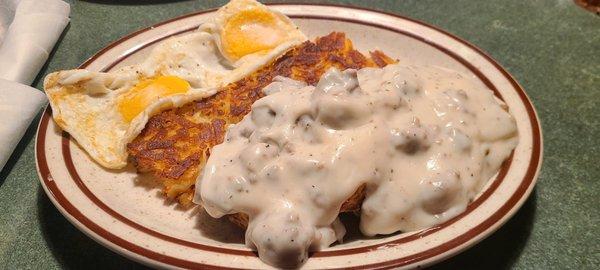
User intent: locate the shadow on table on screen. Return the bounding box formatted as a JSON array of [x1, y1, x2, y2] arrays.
[[37, 188, 150, 270], [429, 189, 538, 270], [36, 183, 537, 269], [81, 0, 194, 5]]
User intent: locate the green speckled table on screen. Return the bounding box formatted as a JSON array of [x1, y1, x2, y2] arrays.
[[1, 0, 598, 269]]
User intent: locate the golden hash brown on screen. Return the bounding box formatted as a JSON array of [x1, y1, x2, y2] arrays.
[[127, 32, 396, 207]]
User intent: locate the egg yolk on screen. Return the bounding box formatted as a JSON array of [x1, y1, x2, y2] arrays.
[[118, 76, 190, 122], [222, 8, 286, 60]]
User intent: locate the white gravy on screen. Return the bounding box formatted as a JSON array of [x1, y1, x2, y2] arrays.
[[194, 64, 518, 268]]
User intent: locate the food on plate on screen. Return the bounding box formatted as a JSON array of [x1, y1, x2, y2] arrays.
[[41, 0, 520, 267], [43, 0, 305, 169], [127, 32, 395, 206], [196, 64, 518, 267], [208, 0, 306, 64]]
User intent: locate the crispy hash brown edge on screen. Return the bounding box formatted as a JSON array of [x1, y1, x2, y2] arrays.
[[127, 32, 396, 213]]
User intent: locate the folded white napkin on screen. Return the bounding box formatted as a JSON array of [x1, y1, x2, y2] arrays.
[[0, 79, 47, 169], [0, 0, 70, 84], [0, 0, 70, 171]]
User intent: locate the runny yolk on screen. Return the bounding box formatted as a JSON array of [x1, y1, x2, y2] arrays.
[[222, 8, 286, 60], [118, 76, 190, 122]]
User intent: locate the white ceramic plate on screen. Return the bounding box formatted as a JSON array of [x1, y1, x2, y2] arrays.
[[36, 4, 542, 269]]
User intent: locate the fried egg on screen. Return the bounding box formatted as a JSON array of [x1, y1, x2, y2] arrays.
[[205, 0, 307, 68], [43, 0, 306, 169]]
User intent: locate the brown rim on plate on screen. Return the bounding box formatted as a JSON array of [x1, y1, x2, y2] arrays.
[[36, 5, 542, 269], [574, 0, 600, 14], [61, 16, 515, 256]]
